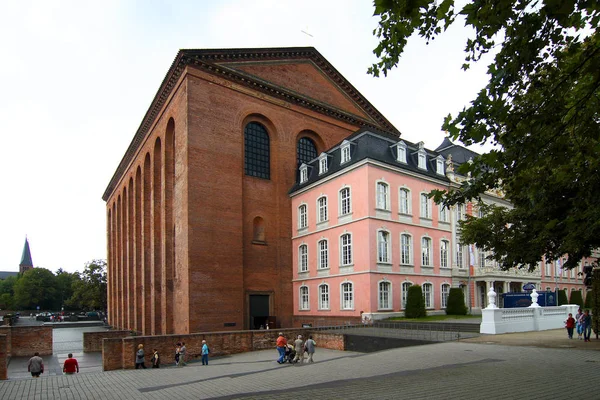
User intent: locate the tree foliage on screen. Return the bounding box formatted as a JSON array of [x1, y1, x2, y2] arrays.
[[66, 260, 107, 311], [371, 1, 600, 271], [13, 268, 58, 310], [446, 288, 468, 315], [405, 285, 427, 318]]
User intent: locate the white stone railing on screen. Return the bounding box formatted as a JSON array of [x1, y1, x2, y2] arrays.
[[480, 288, 578, 334]]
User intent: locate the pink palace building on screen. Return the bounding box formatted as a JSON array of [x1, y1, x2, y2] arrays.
[[289, 128, 593, 326]]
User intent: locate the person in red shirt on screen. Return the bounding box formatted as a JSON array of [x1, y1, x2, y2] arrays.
[[276, 333, 287, 364], [565, 313, 576, 339], [63, 353, 79, 374]]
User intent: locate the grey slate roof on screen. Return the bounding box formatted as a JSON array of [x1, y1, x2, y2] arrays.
[[435, 137, 480, 165], [19, 238, 33, 267], [289, 128, 452, 194], [0, 271, 18, 280]]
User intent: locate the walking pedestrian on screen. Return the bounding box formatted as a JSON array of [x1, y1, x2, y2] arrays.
[[293, 335, 304, 363], [135, 344, 146, 369], [63, 353, 79, 374], [576, 308, 584, 340], [201, 340, 210, 365], [28, 352, 44, 378], [304, 335, 317, 363], [276, 332, 287, 364], [175, 343, 181, 366], [179, 342, 187, 366], [583, 309, 592, 342], [151, 349, 160, 368], [565, 313, 575, 339]]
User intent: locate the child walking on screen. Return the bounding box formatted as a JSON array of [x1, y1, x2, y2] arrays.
[[565, 313, 576, 339]]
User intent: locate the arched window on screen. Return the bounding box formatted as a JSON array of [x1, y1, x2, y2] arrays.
[[244, 122, 270, 179], [377, 230, 390, 263], [298, 204, 308, 229], [423, 283, 433, 308], [340, 233, 352, 265], [341, 282, 354, 310], [401, 234, 412, 265], [441, 283, 450, 308], [319, 284, 330, 309], [379, 281, 391, 310], [376, 182, 389, 210], [401, 282, 412, 309], [440, 240, 449, 268], [421, 237, 432, 266], [299, 286, 309, 310], [399, 188, 411, 214], [253, 216, 265, 243], [297, 137, 318, 167], [339, 187, 351, 215], [317, 196, 328, 223], [318, 239, 329, 269], [299, 244, 308, 272]]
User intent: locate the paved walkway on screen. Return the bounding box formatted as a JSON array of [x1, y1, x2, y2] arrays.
[[2, 329, 599, 399]]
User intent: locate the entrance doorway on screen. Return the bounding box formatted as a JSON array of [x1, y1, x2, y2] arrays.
[[249, 294, 270, 330]]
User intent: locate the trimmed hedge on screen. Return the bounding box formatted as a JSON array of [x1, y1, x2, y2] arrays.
[[558, 289, 568, 306], [569, 290, 584, 308], [446, 288, 468, 315], [405, 285, 426, 318]]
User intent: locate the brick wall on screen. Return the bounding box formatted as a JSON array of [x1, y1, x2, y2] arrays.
[[0, 326, 53, 357], [102, 327, 346, 371], [0, 335, 7, 380], [84, 330, 132, 352]]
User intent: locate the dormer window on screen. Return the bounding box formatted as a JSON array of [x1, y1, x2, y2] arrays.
[[436, 155, 445, 175], [318, 153, 328, 175], [340, 140, 351, 164], [396, 141, 407, 163], [417, 142, 427, 170], [300, 164, 308, 183]]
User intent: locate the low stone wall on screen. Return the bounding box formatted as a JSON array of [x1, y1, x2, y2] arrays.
[[0, 325, 53, 357], [102, 328, 347, 371], [0, 335, 7, 380], [480, 304, 579, 334], [84, 330, 131, 352]]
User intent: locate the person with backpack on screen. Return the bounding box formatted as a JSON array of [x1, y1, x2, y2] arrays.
[[151, 349, 160, 368], [201, 340, 210, 365]]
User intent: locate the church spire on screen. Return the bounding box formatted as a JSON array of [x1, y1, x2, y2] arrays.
[[19, 237, 34, 274]]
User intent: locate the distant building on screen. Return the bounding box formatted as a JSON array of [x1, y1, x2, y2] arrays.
[[19, 237, 34, 274]]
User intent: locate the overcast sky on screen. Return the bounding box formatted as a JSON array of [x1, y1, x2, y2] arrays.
[[0, 0, 492, 274]]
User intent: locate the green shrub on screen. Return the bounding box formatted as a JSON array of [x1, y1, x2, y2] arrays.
[[446, 288, 468, 315], [569, 290, 584, 308], [405, 285, 426, 318], [557, 289, 568, 306]]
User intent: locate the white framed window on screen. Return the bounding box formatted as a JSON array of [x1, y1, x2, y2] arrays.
[[378, 281, 392, 310], [436, 156, 445, 175], [299, 286, 309, 310], [417, 143, 427, 170], [317, 196, 328, 223], [423, 283, 433, 308], [421, 237, 432, 266], [300, 164, 308, 183], [341, 281, 354, 310], [318, 153, 328, 175], [339, 187, 351, 216], [376, 181, 390, 210], [456, 204, 465, 221], [440, 239, 449, 268], [478, 247, 486, 267], [420, 193, 431, 219], [401, 234, 412, 265], [340, 140, 351, 164], [318, 284, 330, 309], [340, 233, 353, 265], [399, 188, 411, 214], [478, 207, 485, 218], [377, 230, 391, 263], [545, 261, 552, 277], [441, 284, 450, 308], [298, 204, 308, 229], [299, 244, 308, 272], [318, 239, 329, 269], [456, 244, 464, 268], [396, 141, 407, 163], [401, 281, 412, 309], [439, 205, 449, 222]]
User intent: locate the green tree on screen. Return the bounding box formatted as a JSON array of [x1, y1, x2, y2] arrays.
[[0, 275, 18, 310], [55, 269, 79, 311], [66, 260, 107, 311], [446, 288, 468, 315], [371, 1, 600, 271], [569, 290, 584, 308], [13, 268, 57, 310], [584, 289, 593, 308], [405, 285, 427, 318]]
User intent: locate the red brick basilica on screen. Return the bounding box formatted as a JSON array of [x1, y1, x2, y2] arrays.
[[102, 48, 396, 334]]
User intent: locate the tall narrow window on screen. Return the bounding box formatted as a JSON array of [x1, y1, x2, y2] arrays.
[[340, 233, 352, 265], [456, 204, 465, 221], [421, 237, 432, 266], [479, 247, 486, 267], [418, 153, 427, 170], [456, 244, 464, 268], [299, 244, 308, 272], [318, 239, 329, 269], [441, 284, 450, 308], [440, 240, 449, 268], [439, 206, 449, 222], [297, 137, 317, 167], [319, 284, 329, 309], [340, 187, 351, 215], [420, 193, 431, 219], [436, 157, 444, 175], [341, 282, 354, 310], [317, 196, 328, 223], [401, 234, 412, 265], [376, 182, 389, 210], [396, 141, 407, 163], [340, 141, 351, 164], [318, 153, 328, 174], [244, 122, 270, 179], [379, 281, 391, 309], [298, 205, 307, 229], [299, 286, 309, 310], [299, 165, 308, 183], [399, 188, 410, 214], [402, 282, 411, 309], [378, 231, 390, 263], [423, 283, 433, 308]]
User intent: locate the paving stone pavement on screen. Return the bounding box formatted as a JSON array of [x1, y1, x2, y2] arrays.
[[1, 330, 599, 400]]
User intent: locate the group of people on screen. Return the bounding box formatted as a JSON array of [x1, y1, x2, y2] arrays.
[[276, 333, 317, 364], [134, 340, 210, 369], [27, 353, 79, 377], [565, 308, 593, 341]]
